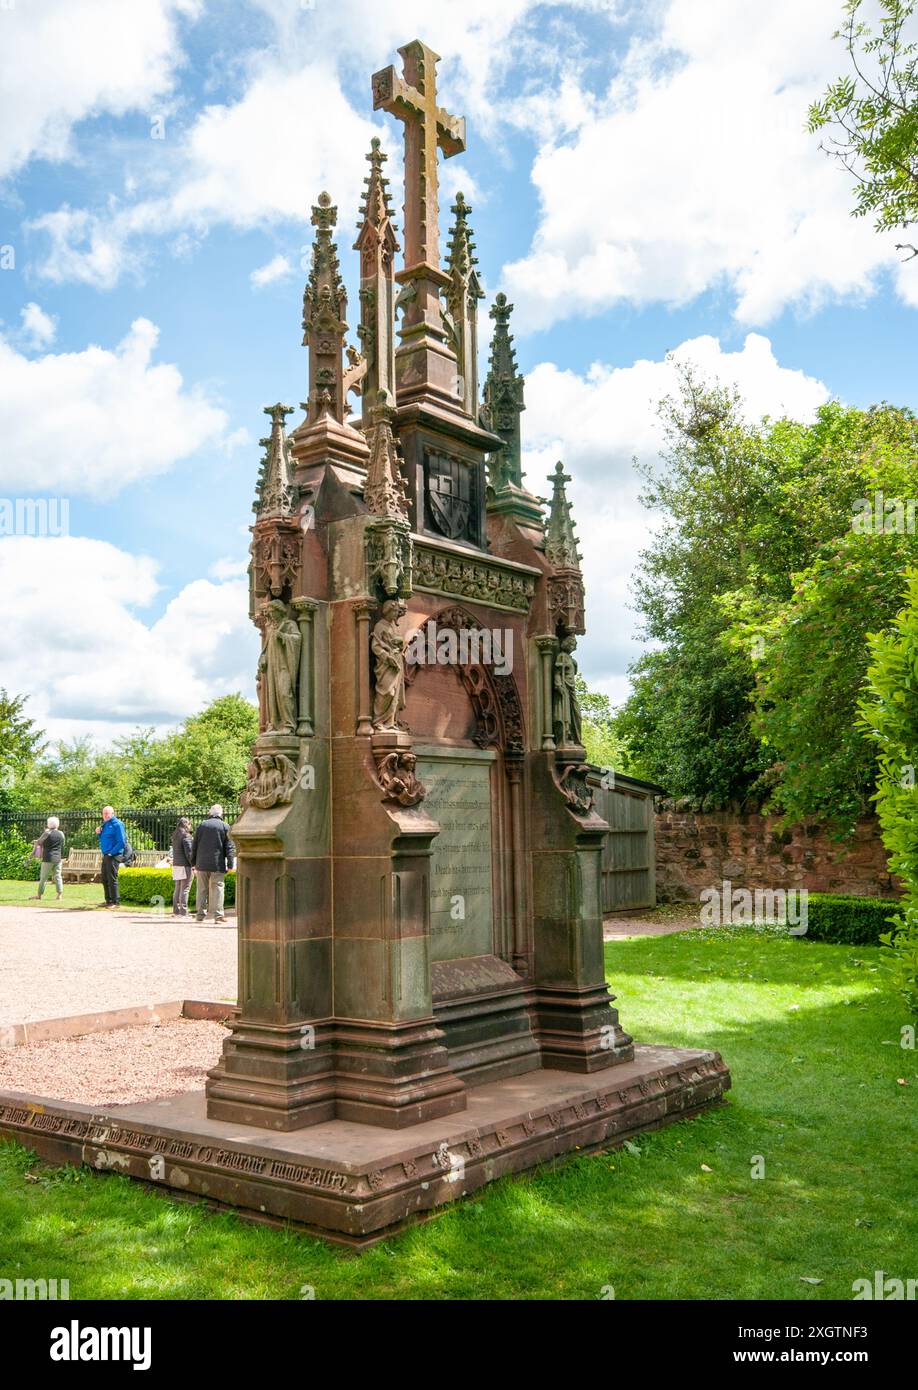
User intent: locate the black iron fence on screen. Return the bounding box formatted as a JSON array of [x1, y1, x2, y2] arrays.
[[0, 804, 241, 852]]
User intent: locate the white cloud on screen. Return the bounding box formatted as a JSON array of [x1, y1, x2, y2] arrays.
[[25, 0, 598, 288], [0, 537, 257, 740], [19, 303, 57, 350], [0, 318, 228, 496], [29, 61, 384, 288], [521, 332, 832, 698], [0, 0, 197, 180], [209, 556, 248, 580], [250, 253, 294, 289], [503, 0, 907, 330]]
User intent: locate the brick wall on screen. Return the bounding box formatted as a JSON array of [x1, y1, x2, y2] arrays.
[[655, 809, 899, 903]]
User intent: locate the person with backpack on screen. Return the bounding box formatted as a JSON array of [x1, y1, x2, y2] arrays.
[[30, 816, 65, 902], [171, 816, 194, 917], [191, 804, 236, 925], [95, 805, 127, 908]]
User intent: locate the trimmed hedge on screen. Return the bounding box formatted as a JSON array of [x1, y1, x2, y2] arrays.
[[803, 893, 900, 945], [118, 867, 236, 909]]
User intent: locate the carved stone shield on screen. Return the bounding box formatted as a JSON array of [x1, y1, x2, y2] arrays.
[[427, 453, 471, 540]]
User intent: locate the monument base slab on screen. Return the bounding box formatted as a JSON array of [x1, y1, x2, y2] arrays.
[[0, 1044, 729, 1247]]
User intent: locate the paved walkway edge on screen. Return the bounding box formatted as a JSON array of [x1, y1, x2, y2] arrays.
[[0, 999, 235, 1049]]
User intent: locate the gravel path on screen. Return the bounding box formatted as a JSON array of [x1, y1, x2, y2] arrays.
[[0, 906, 237, 1026], [603, 911, 699, 940], [0, 1019, 229, 1105]]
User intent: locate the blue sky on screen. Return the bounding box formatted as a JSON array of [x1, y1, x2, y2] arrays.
[[0, 0, 915, 745]]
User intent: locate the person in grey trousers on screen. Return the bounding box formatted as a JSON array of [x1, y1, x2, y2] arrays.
[[191, 804, 236, 924], [30, 817, 65, 901], [171, 816, 194, 916]]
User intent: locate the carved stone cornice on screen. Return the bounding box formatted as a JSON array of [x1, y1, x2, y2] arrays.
[[413, 539, 537, 613]]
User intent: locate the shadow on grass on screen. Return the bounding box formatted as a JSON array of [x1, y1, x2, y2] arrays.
[[0, 932, 914, 1299]]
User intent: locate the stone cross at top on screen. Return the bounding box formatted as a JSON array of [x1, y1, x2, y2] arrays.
[[372, 40, 465, 272]]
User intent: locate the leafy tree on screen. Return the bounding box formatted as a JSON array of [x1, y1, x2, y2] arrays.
[[616, 365, 918, 816], [613, 627, 770, 807], [0, 690, 44, 809], [743, 529, 918, 833], [130, 695, 258, 806], [19, 736, 137, 812], [859, 568, 918, 1015], [17, 695, 259, 812], [576, 676, 632, 773], [809, 0, 918, 257]]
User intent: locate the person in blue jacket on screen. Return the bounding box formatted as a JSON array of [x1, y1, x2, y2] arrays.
[[96, 805, 126, 908]]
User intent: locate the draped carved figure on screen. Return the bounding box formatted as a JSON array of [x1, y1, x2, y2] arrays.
[[257, 599, 302, 734], [370, 598, 407, 730], [553, 634, 582, 748]]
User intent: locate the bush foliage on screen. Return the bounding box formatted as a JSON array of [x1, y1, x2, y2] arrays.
[[0, 827, 39, 881], [803, 893, 900, 946], [117, 867, 236, 909]]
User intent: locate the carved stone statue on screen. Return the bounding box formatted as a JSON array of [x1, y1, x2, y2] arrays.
[[257, 599, 302, 734], [375, 749, 425, 806], [553, 634, 582, 748], [243, 752, 299, 810], [371, 598, 407, 730]]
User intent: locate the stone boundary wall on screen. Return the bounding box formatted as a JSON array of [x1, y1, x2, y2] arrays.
[[655, 809, 899, 903]]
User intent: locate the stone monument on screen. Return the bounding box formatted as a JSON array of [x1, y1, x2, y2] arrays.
[[0, 38, 729, 1245]]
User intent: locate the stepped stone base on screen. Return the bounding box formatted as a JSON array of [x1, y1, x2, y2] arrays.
[[0, 1044, 729, 1247]]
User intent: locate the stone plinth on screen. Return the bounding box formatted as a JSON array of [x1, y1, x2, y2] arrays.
[[0, 1044, 729, 1247]]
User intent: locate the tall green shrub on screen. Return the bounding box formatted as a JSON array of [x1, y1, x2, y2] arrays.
[[859, 568, 918, 1015], [0, 827, 40, 880]]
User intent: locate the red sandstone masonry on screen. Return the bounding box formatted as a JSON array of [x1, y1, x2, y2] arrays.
[[654, 810, 899, 902]]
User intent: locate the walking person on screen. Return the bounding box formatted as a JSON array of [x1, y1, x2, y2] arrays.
[[30, 817, 65, 901], [171, 816, 194, 917], [95, 805, 127, 908], [191, 804, 235, 925]]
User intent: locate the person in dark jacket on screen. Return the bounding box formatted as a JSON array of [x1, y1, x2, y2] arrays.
[[30, 817, 65, 901], [191, 804, 236, 924], [95, 805, 126, 907], [171, 816, 194, 917]]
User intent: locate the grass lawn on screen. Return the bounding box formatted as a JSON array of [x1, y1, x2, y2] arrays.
[[0, 926, 915, 1299], [0, 880, 104, 908]]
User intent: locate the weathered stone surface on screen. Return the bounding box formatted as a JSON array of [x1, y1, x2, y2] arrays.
[[656, 809, 899, 901]]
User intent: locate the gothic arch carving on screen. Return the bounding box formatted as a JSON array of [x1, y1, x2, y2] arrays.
[[404, 604, 525, 754]]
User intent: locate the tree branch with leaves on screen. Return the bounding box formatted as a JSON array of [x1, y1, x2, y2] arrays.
[[809, 0, 918, 258]]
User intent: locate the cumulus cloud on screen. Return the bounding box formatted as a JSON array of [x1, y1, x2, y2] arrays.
[[520, 333, 832, 699], [0, 536, 257, 741], [250, 254, 294, 289], [0, 0, 197, 180], [0, 318, 228, 496], [24, 0, 596, 288], [503, 0, 907, 330], [19, 303, 57, 350]]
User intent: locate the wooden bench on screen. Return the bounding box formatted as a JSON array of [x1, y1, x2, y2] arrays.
[[62, 848, 170, 881], [62, 849, 102, 883]]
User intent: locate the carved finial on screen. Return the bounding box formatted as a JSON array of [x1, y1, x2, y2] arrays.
[[481, 293, 525, 489], [302, 193, 348, 425], [354, 140, 399, 423], [255, 403, 295, 518], [544, 461, 581, 570], [444, 192, 484, 417]]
